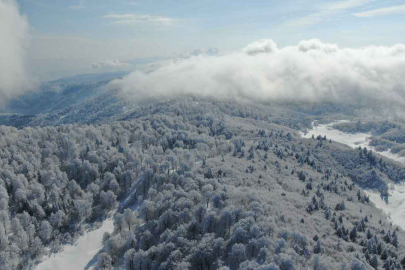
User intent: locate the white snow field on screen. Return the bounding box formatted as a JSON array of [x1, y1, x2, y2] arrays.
[[300, 120, 371, 149], [366, 184, 405, 230], [301, 121, 405, 163], [36, 219, 114, 270], [301, 121, 405, 230]]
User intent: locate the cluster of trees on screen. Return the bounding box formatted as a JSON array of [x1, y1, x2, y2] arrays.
[[333, 120, 398, 135], [334, 120, 405, 158], [0, 97, 404, 269], [0, 109, 234, 269], [95, 105, 405, 269]]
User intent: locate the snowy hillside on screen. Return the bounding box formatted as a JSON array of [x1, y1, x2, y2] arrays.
[[303, 121, 405, 233], [2, 98, 405, 269]]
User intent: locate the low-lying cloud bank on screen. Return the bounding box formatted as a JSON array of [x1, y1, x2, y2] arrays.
[[0, 0, 32, 105], [109, 39, 405, 107]]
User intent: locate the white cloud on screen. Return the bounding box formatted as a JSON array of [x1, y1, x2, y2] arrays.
[[287, 0, 370, 27], [23, 0, 48, 8], [321, 0, 370, 10], [68, 5, 84, 10], [243, 39, 278, 55], [108, 39, 405, 109], [91, 59, 131, 69], [353, 4, 405, 17], [128, 2, 141, 6], [0, 0, 34, 105], [103, 13, 173, 25], [68, 0, 85, 10], [297, 39, 338, 53]]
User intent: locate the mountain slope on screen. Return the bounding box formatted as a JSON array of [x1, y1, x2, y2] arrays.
[[0, 98, 404, 269]]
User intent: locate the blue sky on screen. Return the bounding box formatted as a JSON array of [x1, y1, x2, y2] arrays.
[[16, 0, 405, 79]]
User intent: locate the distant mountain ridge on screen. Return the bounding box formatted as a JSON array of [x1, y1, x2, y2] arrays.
[[0, 72, 132, 127], [48, 71, 130, 85], [3, 81, 108, 115]]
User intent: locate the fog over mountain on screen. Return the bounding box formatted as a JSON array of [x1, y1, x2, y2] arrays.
[[110, 39, 405, 109]]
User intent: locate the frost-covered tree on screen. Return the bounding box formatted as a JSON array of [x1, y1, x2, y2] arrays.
[[39, 221, 52, 243], [97, 252, 113, 270]]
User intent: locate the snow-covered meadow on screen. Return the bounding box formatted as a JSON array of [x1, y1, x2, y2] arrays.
[[36, 219, 114, 270], [300, 120, 370, 149], [302, 121, 405, 230]]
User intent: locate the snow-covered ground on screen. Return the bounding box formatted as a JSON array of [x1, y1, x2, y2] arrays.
[[301, 121, 405, 230], [36, 219, 114, 270], [301, 121, 405, 163], [366, 184, 405, 230], [300, 120, 371, 149]]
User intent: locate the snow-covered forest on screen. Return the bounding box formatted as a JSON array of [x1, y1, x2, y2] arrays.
[[2, 0, 405, 269], [0, 97, 404, 269]]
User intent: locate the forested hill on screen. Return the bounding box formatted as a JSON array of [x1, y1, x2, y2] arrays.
[[0, 98, 404, 269], [2, 81, 112, 116], [0, 77, 366, 130]]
